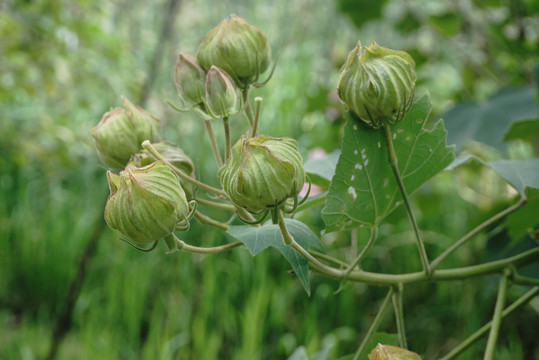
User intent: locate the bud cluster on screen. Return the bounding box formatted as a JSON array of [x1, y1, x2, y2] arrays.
[[174, 14, 272, 120]]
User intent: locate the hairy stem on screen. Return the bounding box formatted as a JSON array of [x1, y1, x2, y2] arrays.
[[223, 116, 231, 162], [142, 140, 227, 198], [430, 198, 527, 271], [440, 286, 539, 360], [195, 197, 236, 211], [251, 97, 262, 137], [194, 211, 230, 231], [383, 124, 430, 277], [242, 88, 254, 128], [353, 287, 394, 360], [172, 233, 241, 253], [392, 283, 407, 349], [484, 269, 510, 360], [203, 120, 223, 167]]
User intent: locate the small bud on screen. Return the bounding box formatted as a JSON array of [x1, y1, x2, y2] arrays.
[[174, 53, 207, 111], [91, 97, 161, 169], [368, 344, 421, 360], [127, 141, 196, 200], [217, 135, 305, 213], [104, 161, 189, 244], [197, 14, 271, 85], [338, 41, 416, 128], [205, 66, 243, 118]]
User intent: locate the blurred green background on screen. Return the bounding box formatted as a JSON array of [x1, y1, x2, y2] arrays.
[[1, 0, 538, 359]]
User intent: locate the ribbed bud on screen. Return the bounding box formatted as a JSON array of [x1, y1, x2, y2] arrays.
[[368, 344, 421, 360], [174, 53, 207, 111], [105, 161, 189, 244], [91, 97, 161, 169], [197, 14, 271, 85], [217, 135, 305, 213], [127, 141, 196, 200], [205, 66, 243, 118], [338, 41, 416, 128]]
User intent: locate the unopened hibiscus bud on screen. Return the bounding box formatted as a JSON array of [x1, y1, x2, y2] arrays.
[[338, 41, 416, 128], [217, 135, 305, 213], [91, 97, 161, 169], [197, 14, 271, 86], [105, 161, 189, 244], [174, 53, 207, 111], [205, 66, 243, 118], [127, 141, 196, 200], [368, 344, 421, 360]]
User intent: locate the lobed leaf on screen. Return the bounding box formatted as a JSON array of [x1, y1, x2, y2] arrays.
[[322, 94, 455, 232], [226, 219, 323, 295]]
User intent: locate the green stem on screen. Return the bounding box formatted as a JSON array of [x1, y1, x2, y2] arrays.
[[204, 120, 223, 167], [440, 286, 539, 360], [194, 211, 229, 231], [223, 116, 231, 162], [172, 233, 240, 253], [251, 97, 262, 137], [311, 247, 539, 286], [484, 269, 510, 360], [195, 197, 236, 212], [353, 287, 394, 360], [345, 226, 378, 275], [392, 283, 407, 349], [383, 124, 430, 277], [309, 250, 349, 268], [430, 198, 527, 271], [142, 140, 227, 197], [242, 88, 254, 128]]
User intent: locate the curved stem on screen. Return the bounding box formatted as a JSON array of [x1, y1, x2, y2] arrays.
[[312, 247, 539, 286], [346, 226, 378, 273], [353, 287, 394, 360], [251, 97, 262, 137], [203, 120, 223, 167], [308, 250, 349, 268], [194, 211, 229, 231], [430, 197, 527, 271], [172, 233, 241, 253], [392, 283, 407, 349], [440, 286, 539, 360], [383, 124, 430, 277], [223, 116, 231, 162], [242, 88, 254, 128], [195, 197, 236, 211], [484, 269, 510, 360], [142, 140, 227, 198]]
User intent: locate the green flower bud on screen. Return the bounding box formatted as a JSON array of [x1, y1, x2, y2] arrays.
[[127, 141, 196, 200], [368, 344, 421, 360], [197, 14, 271, 85], [91, 97, 161, 169], [205, 66, 243, 118], [105, 161, 189, 244], [174, 53, 207, 111], [217, 135, 305, 213], [338, 41, 416, 128]]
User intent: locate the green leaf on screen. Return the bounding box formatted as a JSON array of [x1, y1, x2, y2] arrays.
[[441, 87, 539, 151], [322, 94, 455, 232], [485, 159, 539, 195], [225, 219, 323, 295], [505, 187, 539, 242], [502, 119, 539, 142], [304, 150, 340, 187], [447, 157, 539, 196]]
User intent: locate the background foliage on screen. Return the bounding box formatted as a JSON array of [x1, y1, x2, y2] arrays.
[[1, 0, 538, 359]]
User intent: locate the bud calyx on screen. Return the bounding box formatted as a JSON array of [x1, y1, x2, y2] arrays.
[[217, 135, 305, 213], [338, 41, 416, 128]]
